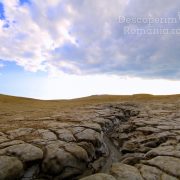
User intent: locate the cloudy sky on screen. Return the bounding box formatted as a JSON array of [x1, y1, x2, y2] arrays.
[[0, 0, 180, 99]]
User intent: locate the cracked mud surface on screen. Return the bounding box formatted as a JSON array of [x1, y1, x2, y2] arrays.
[[0, 95, 180, 180]]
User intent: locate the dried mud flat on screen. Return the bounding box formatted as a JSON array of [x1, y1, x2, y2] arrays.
[[0, 94, 180, 180]]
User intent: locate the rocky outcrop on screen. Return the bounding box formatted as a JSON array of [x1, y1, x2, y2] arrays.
[[0, 101, 180, 179]]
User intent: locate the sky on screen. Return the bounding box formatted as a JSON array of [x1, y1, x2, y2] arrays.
[[0, 0, 180, 99]]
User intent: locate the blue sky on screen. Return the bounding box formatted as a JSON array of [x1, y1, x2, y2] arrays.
[[0, 0, 180, 99]]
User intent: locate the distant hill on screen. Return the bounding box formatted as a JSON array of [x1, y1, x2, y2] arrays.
[[0, 93, 180, 106]]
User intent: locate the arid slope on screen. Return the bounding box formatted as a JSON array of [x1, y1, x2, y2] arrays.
[[0, 94, 180, 180]]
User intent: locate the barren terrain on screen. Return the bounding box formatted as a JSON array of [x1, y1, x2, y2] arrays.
[[0, 94, 180, 180]]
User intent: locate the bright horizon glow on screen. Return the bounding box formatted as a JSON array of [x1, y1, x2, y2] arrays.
[[41, 75, 180, 100], [1, 69, 180, 100]]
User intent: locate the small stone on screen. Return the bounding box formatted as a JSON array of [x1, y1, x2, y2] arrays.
[[136, 127, 161, 134], [0, 156, 23, 179], [64, 143, 89, 161], [110, 163, 143, 180], [37, 129, 57, 141], [42, 141, 86, 177], [137, 164, 178, 180], [0, 143, 43, 162], [145, 145, 180, 158], [22, 164, 39, 180], [0, 140, 24, 149], [80, 173, 116, 180], [78, 142, 96, 160], [55, 129, 76, 142], [74, 129, 103, 147], [121, 141, 140, 154], [0, 137, 9, 144], [78, 123, 102, 133], [144, 156, 180, 178], [6, 128, 34, 139], [90, 157, 106, 171]]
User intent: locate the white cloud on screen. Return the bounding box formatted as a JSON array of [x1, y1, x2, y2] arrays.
[[0, 0, 76, 72], [0, 0, 180, 79]]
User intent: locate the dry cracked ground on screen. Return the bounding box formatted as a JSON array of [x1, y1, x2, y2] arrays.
[[0, 94, 180, 180]]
